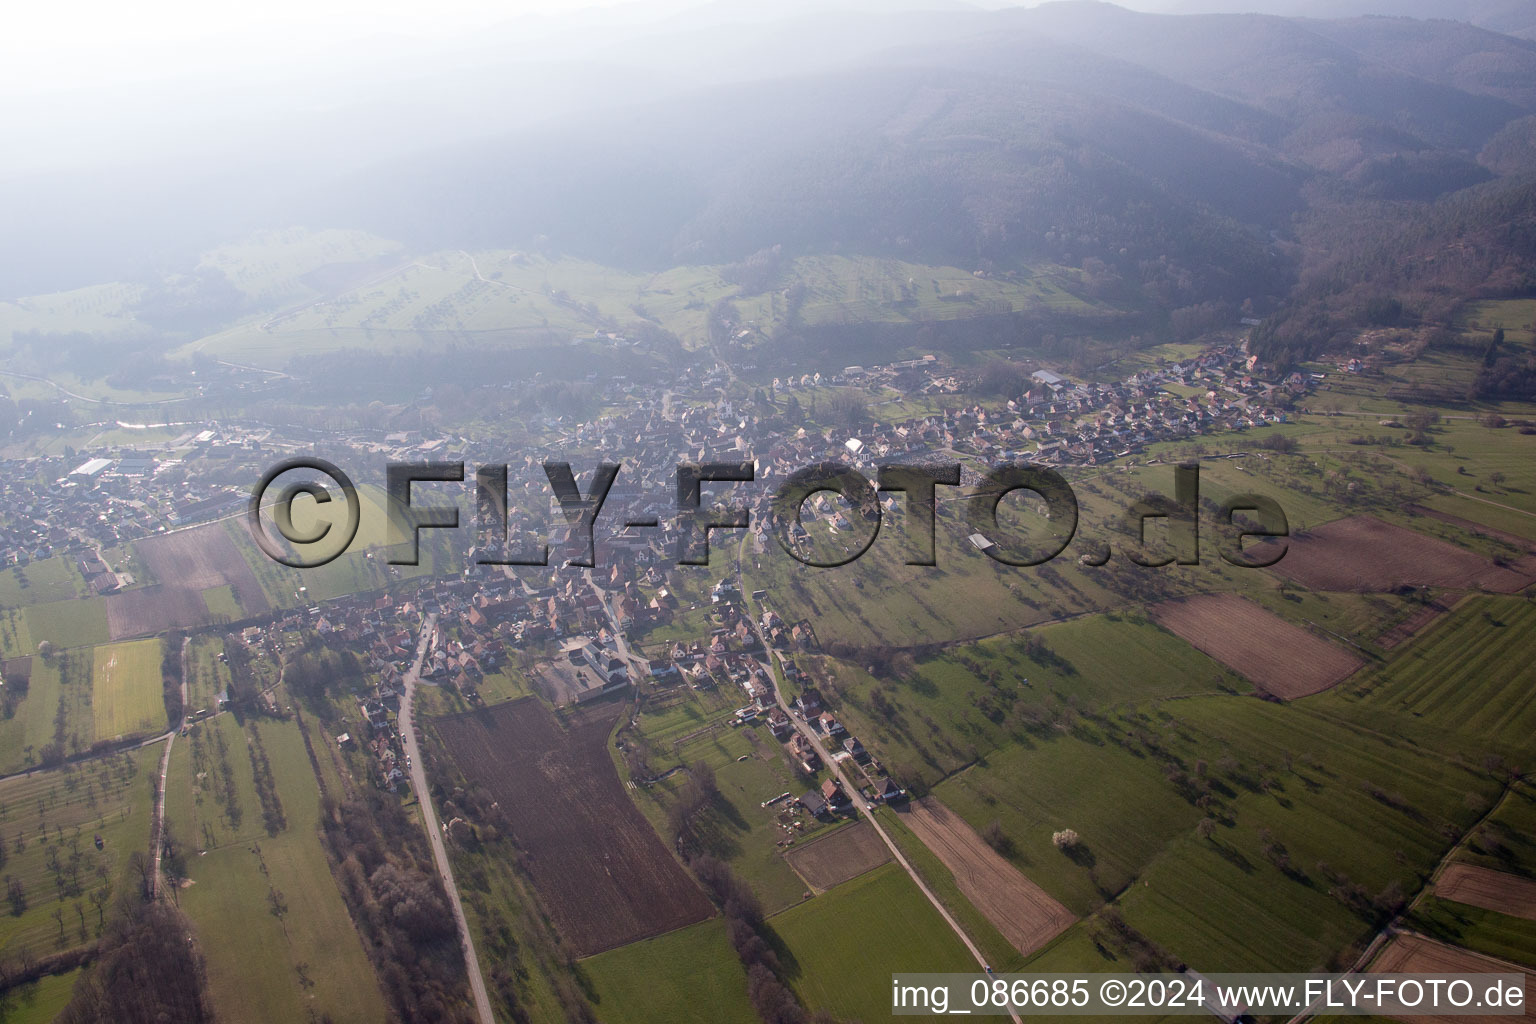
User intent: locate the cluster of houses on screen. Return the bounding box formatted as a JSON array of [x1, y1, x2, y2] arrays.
[[0, 424, 287, 566]]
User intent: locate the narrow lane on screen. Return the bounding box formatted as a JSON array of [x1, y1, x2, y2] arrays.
[[733, 546, 1023, 1024], [398, 613, 495, 1024]]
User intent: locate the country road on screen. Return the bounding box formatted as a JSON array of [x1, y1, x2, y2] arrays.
[[398, 613, 495, 1024], [733, 545, 1025, 1024]]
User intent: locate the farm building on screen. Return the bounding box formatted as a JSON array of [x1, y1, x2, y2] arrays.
[[69, 458, 112, 480], [798, 790, 829, 817]]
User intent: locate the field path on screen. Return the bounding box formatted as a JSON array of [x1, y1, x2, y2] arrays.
[[399, 614, 495, 1024], [896, 798, 1075, 957], [735, 547, 1025, 1024], [150, 637, 189, 900]]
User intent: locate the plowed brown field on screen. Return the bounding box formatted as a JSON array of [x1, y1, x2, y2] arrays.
[[432, 697, 713, 956], [895, 797, 1074, 957], [1152, 594, 1363, 698]]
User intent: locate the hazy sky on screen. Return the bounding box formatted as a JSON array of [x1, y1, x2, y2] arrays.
[[5, 0, 636, 93]]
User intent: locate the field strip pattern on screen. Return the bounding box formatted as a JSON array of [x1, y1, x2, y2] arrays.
[[1435, 864, 1536, 922], [895, 797, 1075, 957]]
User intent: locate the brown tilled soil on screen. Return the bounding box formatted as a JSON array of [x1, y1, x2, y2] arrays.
[[1369, 934, 1531, 1024], [894, 797, 1074, 958], [1435, 863, 1536, 922], [786, 820, 890, 890], [432, 697, 713, 956], [1256, 515, 1536, 593], [106, 524, 268, 639], [105, 585, 211, 640], [1151, 594, 1364, 698]]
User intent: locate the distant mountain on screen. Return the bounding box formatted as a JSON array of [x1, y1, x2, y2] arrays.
[[312, 3, 1533, 306], [1157, 0, 1536, 39], [1303, 15, 1536, 109], [316, 63, 1295, 309], [2, 0, 1531, 323]]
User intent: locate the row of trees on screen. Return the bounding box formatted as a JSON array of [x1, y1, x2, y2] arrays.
[[319, 789, 474, 1023]]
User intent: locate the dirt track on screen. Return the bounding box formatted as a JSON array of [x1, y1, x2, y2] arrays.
[[895, 798, 1074, 958], [1435, 863, 1536, 922], [1152, 594, 1363, 698]]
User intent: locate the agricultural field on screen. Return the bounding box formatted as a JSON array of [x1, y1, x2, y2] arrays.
[[0, 282, 147, 350], [625, 703, 837, 915], [1257, 515, 1536, 594], [768, 863, 978, 1022], [1457, 298, 1536, 346], [90, 639, 165, 740], [169, 714, 390, 1024], [0, 637, 164, 770], [895, 797, 1075, 958], [784, 820, 890, 890], [0, 748, 157, 966], [1433, 864, 1536, 921], [915, 680, 1502, 976], [582, 917, 757, 1024], [195, 227, 404, 307], [1368, 934, 1531, 1023], [0, 966, 82, 1023], [107, 521, 270, 639], [24, 599, 108, 652], [1327, 596, 1536, 760], [431, 697, 713, 955], [0, 557, 91, 608], [1457, 781, 1536, 880], [1405, 897, 1536, 969], [1103, 698, 1496, 973], [231, 507, 452, 610], [1150, 594, 1363, 698], [809, 611, 1246, 789], [175, 250, 1111, 369]]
